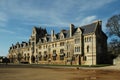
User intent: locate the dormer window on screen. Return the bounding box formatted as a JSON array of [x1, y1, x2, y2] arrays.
[[44, 37, 47, 43], [60, 35, 64, 39], [53, 37, 56, 41], [60, 32, 64, 39]]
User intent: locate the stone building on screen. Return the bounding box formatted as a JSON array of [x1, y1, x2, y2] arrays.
[[8, 20, 109, 65]]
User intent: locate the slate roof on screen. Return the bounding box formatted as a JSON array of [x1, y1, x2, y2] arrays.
[[61, 30, 69, 38], [36, 22, 98, 43], [10, 21, 101, 49], [34, 27, 47, 35], [80, 22, 97, 34]]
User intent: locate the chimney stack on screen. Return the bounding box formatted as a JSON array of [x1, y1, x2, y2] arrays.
[[51, 30, 54, 41], [70, 24, 74, 37]]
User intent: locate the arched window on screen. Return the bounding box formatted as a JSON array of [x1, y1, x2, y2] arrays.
[[87, 46, 89, 53]]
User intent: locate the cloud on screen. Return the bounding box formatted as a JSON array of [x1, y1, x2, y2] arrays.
[[0, 0, 116, 28], [15, 27, 30, 33], [81, 16, 97, 25], [0, 28, 15, 34], [77, 0, 116, 11], [0, 12, 8, 27], [0, 0, 117, 29]]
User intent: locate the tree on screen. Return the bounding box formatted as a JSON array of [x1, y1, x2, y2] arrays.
[[106, 14, 120, 37], [106, 14, 120, 56], [108, 39, 120, 59]]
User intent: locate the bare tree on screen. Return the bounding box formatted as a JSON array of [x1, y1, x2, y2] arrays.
[[106, 14, 120, 37], [106, 14, 120, 57]]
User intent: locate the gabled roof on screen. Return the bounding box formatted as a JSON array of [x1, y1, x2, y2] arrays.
[[60, 29, 70, 38], [80, 22, 98, 34]]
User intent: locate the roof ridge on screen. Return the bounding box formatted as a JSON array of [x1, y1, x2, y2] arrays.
[[81, 22, 96, 28]]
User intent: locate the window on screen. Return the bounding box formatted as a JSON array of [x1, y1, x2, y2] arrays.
[[87, 46, 89, 53], [60, 42, 64, 46], [46, 45, 47, 48], [53, 37, 56, 41], [39, 46, 41, 49], [89, 37, 92, 42], [53, 50, 56, 54], [44, 51, 47, 61], [77, 47, 79, 52], [33, 30, 35, 34], [85, 38, 86, 42], [24, 54, 26, 61], [27, 53, 30, 61], [87, 37, 89, 42], [75, 47, 76, 52], [75, 38, 80, 44], [60, 49, 65, 60], [60, 49, 64, 53], [52, 44, 54, 48], [43, 45, 45, 49], [32, 42, 34, 46], [67, 52, 68, 58], [52, 50, 57, 60], [78, 47, 80, 52], [32, 38, 35, 41], [60, 35, 64, 39], [55, 43, 57, 47], [38, 52, 42, 61], [85, 37, 92, 42], [75, 47, 80, 52]]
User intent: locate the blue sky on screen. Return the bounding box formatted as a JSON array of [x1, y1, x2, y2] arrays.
[[0, 0, 120, 56]]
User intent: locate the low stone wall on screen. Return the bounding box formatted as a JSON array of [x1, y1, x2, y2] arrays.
[[38, 60, 78, 65], [113, 56, 120, 65]]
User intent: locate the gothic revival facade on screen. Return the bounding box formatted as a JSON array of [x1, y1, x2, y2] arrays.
[[8, 20, 109, 65]]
